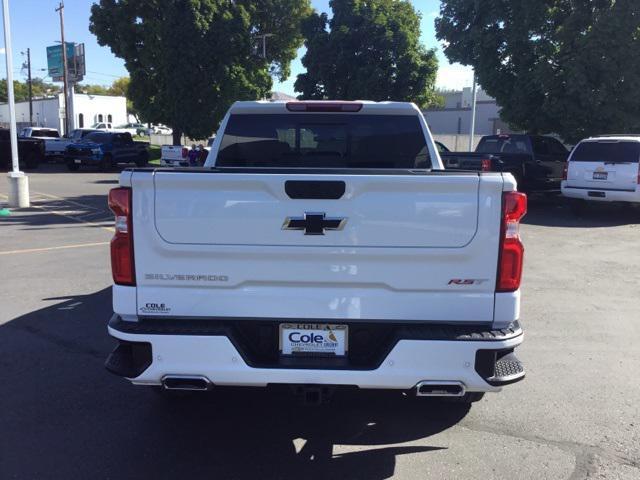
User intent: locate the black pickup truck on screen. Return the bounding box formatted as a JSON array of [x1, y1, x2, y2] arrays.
[[0, 128, 45, 170], [441, 134, 569, 191]]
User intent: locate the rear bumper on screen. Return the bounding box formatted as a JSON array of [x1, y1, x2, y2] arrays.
[[562, 184, 640, 203], [160, 158, 188, 167], [64, 154, 101, 165], [106, 315, 524, 392]]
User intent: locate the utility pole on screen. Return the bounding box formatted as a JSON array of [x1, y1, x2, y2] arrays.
[[55, 1, 69, 136], [255, 33, 274, 100], [22, 47, 33, 125], [468, 71, 478, 151], [255, 33, 274, 59], [3, 0, 30, 207]]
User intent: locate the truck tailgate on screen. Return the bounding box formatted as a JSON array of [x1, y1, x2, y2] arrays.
[[130, 170, 504, 323]]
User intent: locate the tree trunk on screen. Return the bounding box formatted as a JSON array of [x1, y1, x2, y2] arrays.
[[172, 129, 182, 146]]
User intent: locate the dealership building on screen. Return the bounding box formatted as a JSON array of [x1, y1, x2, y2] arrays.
[[0, 92, 127, 135]]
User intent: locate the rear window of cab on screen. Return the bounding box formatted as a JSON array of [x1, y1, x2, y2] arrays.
[[216, 114, 430, 169], [571, 141, 640, 163]]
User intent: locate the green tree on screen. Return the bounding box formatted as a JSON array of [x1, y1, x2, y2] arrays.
[[0, 78, 59, 103], [294, 0, 439, 107], [90, 0, 311, 144], [75, 84, 110, 96], [108, 77, 139, 120], [436, 0, 640, 142], [0, 80, 27, 103], [30, 78, 60, 98]]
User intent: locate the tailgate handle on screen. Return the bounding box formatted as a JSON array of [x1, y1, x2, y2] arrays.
[[285, 180, 345, 200]]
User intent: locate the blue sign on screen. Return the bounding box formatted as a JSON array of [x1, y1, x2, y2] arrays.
[[46, 43, 75, 80]]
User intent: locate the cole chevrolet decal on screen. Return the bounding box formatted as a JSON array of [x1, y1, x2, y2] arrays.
[[327, 329, 338, 342]]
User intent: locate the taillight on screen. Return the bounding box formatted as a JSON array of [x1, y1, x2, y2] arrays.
[[181, 147, 189, 158], [286, 101, 363, 112], [497, 191, 527, 292], [108, 187, 135, 286], [481, 158, 492, 172], [562, 162, 568, 181]]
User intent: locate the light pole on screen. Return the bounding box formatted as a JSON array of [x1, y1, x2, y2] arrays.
[[55, 1, 70, 135], [2, 0, 30, 208], [468, 71, 478, 151]]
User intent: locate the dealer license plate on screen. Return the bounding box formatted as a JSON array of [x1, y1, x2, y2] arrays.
[[280, 323, 348, 356], [592, 171, 608, 180], [74, 159, 82, 164]]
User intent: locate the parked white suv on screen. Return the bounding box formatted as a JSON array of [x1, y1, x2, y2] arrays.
[[562, 136, 640, 209]]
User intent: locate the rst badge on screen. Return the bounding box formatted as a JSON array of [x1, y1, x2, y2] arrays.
[[448, 279, 488, 286]]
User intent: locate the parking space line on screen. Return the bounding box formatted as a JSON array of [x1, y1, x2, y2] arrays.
[[0, 242, 110, 255], [33, 191, 104, 211], [0, 193, 114, 232]]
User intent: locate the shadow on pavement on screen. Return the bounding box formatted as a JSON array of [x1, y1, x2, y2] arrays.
[[522, 191, 640, 228], [92, 179, 120, 185], [0, 288, 469, 479], [1, 162, 138, 175], [0, 194, 113, 231]]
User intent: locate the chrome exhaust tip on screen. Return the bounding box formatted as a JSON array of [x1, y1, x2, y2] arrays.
[[162, 375, 212, 391], [415, 381, 465, 397]]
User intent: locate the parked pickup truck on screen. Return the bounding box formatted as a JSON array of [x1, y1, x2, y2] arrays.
[[105, 101, 527, 405], [160, 137, 215, 167], [65, 131, 148, 171], [442, 134, 569, 191], [0, 128, 44, 170], [18, 127, 68, 159]]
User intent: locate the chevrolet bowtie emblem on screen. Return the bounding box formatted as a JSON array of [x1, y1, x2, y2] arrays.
[[282, 212, 347, 235]]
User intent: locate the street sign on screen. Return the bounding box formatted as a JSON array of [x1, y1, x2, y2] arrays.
[[70, 43, 86, 82], [46, 42, 85, 83]]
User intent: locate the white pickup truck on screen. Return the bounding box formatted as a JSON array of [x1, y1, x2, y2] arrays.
[[106, 101, 526, 404], [160, 137, 215, 167], [19, 127, 66, 159]]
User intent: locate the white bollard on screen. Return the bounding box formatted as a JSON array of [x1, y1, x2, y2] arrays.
[[7, 171, 30, 208]]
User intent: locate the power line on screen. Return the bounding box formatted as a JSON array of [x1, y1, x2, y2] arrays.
[[86, 70, 124, 78]]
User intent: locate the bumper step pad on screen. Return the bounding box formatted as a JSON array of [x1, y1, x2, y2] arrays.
[[486, 352, 525, 386]]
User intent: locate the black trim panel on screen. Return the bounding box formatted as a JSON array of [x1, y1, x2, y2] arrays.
[[564, 185, 636, 193], [105, 340, 152, 378], [110, 315, 521, 341], [285, 180, 345, 199]]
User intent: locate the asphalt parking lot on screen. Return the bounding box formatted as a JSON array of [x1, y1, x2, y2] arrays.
[[1, 164, 639, 479]]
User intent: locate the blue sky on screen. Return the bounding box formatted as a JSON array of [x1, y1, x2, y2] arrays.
[[1, 0, 472, 93]]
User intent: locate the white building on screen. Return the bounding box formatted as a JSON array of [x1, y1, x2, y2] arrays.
[[0, 91, 127, 136], [423, 87, 517, 137]]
